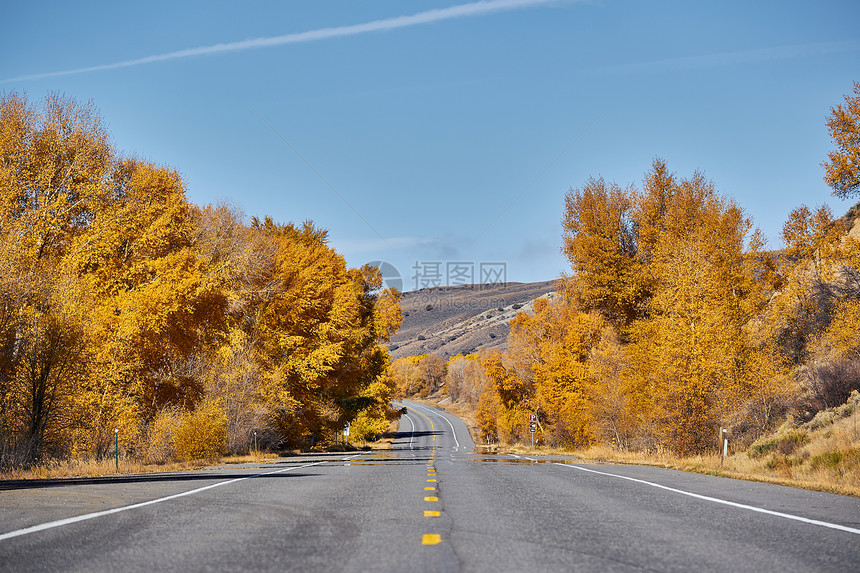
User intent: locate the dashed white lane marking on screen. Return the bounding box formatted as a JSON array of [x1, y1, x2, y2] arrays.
[[555, 463, 860, 536], [403, 413, 416, 450]]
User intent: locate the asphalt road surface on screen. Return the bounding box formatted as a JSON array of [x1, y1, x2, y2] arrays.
[[1, 400, 859, 572]]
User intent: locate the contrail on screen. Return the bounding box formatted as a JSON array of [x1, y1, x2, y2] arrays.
[[3, 0, 566, 83]]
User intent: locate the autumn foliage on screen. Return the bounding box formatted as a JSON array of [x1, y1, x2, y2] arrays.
[[0, 93, 401, 468], [823, 81, 860, 199], [396, 83, 860, 456]]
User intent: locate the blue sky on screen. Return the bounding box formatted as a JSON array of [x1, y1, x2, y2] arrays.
[[3, 0, 859, 287]]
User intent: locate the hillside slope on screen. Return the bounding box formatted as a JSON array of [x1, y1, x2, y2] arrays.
[[389, 280, 558, 359]]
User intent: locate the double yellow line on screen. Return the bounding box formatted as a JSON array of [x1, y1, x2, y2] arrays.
[[400, 404, 443, 546]]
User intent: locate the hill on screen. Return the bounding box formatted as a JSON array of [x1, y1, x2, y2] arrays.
[[388, 280, 558, 359]]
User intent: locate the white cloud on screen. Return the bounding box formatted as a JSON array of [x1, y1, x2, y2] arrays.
[[4, 0, 570, 83]]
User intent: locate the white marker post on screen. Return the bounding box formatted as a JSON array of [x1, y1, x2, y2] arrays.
[[114, 429, 119, 472], [529, 413, 537, 449]]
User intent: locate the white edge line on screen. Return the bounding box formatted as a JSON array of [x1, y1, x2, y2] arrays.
[[408, 403, 460, 451], [0, 460, 326, 542], [555, 463, 860, 536]]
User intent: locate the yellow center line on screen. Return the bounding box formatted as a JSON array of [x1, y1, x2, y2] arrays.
[[408, 405, 444, 548]]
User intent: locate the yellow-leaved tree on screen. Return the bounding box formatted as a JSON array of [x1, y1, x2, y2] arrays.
[[252, 218, 399, 446], [563, 178, 642, 324], [0, 92, 403, 468], [563, 159, 778, 454], [0, 93, 110, 464], [66, 158, 227, 458], [823, 82, 860, 199]]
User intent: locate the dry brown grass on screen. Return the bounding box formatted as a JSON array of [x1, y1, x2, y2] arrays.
[[0, 457, 212, 481], [0, 438, 397, 482], [219, 452, 282, 465]]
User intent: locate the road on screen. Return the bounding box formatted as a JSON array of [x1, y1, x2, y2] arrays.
[[1, 400, 859, 572]]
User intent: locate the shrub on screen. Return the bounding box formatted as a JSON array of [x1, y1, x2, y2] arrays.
[[748, 436, 779, 459], [810, 448, 860, 472], [810, 450, 843, 470], [778, 429, 809, 454], [802, 359, 860, 414], [748, 429, 808, 458], [765, 454, 803, 472], [145, 409, 182, 463], [173, 401, 228, 461], [350, 409, 390, 441]]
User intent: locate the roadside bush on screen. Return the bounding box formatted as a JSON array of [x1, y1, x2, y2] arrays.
[[747, 428, 809, 459], [748, 436, 779, 459], [765, 454, 803, 475], [145, 409, 181, 464], [805, 389, 859, 430], [800, 359, 860, 415], [777, 430, 809, 454], [475, 385, 500, 443], [810, 450, 844, 470], [350, 409, 390, 441], [173, 401, 228, 461]]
